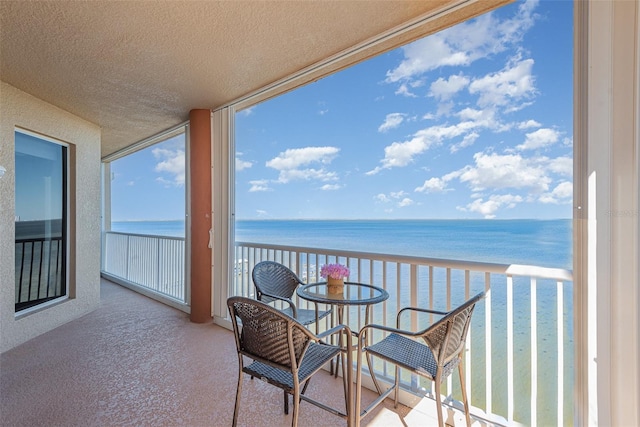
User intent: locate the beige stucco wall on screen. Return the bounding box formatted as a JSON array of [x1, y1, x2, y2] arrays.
[[0, 81, 101, 353]]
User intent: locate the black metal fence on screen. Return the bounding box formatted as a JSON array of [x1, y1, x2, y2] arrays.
[[15, 237, 65, 311]]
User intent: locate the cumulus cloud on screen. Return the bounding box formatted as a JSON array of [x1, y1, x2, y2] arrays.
[[321, 184, 341, 191], [539, 181, 573, 204], [518, 119, 541, 129], [153, 147, 185, 186], [460, 194, 523, 219], [458, 152, 552, 193], [385, 0, 538, 83], [379, 113, 406, 132], [429, 73, 470, 101], [469, 57, 536, 109], [374, 193, 391, 203], [267, 146, 340, 183], [517, 128, 560, 150], [367, 118, 496, 174], [374, 191, 414, 206], [415, 177, 452, 193], [249, 180, 271, 192], [398, 198, 415, 207], [236, 157, 252, 171]]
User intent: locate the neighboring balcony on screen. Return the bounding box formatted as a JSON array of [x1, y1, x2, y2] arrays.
[[101, 231, 574, 427]]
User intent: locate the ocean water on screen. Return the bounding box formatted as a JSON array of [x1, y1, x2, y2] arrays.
[[112, 219, 572, 270], [110, 218, 573, 425]]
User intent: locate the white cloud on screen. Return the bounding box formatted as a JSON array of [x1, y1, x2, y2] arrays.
[[450, 132, 480, 153], [267, 146, 340, 183], [461, 194, 523, 219], [539, 181, 573, 204], [415, 177, 450, 193], [469, 57, 536, 108], [458, 152, 551, 193], [374, 193, 391, 203], [153, 147, 185, 186], [517, 128, 560, 150], [249, 180, 271, 192], [385, 0, 538, 83], [429, 73, 470, 101], [398, 198, 415, 207], [236, 158, 252, 171], [267, 146, 338, 170], [390, 190, 408, 199], [256, 209, 269, 217], [546, 156, 572, 176], [517, 119, 541, 129], [395, 84, 418, 97], [378, 113, 406, 132], [367, 119, 495, 174], [321, 184, 341, 191]]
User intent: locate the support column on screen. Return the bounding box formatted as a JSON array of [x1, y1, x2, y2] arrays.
[[189, 109, 212, 323]]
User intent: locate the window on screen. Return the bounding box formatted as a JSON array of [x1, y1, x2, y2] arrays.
[[15, 130, 68, 312]]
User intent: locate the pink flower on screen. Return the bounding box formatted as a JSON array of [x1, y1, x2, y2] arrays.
[[320, 263, 350, 280]]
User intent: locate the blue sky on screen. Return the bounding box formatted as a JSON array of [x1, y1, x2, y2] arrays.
[[112, 0, 573, 222]]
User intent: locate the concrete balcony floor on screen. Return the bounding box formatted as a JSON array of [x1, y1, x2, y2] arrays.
[[1, 279, 485, 427]]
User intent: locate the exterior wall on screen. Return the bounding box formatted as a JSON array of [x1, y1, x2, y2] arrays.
[[0, 81, 101, 353]]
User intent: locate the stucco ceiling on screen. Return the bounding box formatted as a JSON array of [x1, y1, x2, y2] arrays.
[[0, 0, 509, 158]]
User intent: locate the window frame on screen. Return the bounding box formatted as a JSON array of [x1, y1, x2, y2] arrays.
[[14, 128, 70, 316]]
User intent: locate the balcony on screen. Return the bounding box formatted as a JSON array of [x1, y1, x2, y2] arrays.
[[96, 231, 573, 426]]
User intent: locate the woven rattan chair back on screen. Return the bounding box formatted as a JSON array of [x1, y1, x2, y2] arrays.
[[422, 293, 481, 374], [229, 296, 312, 368], [252, 261, 301, 304], [251, 261, 332, 332]]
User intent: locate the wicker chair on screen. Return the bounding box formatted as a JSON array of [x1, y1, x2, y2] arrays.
[[227, 296, 353, 427], [252, 261, 332, 333], [354, 292, 485, 427]]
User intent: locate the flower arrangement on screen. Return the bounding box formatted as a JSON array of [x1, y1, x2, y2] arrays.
[[320, 263, 350, 280]]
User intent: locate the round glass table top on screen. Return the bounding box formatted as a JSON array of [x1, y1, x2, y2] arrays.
[[297, 281, 389, 306]]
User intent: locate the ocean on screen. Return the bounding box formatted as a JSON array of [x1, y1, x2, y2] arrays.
[[111, 219, 572, 270], [110, 218, 573, 425]]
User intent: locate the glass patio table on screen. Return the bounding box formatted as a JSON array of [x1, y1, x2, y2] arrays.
[[297, 281, 389, 383], [296, 281, 389, 326]]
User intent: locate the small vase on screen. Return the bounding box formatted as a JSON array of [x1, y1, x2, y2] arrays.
[[327, 277, 345, 294]]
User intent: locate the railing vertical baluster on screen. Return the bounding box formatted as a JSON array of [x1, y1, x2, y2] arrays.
[[507, 274, 514, 423], [557, 280, 564, 426], [531, 278, 538, 426], [446, 267, 452, 394], [27, 241, 35, 301], [465, 270, 471, 402], [46, 239, 52, 297], [37, 239, 44, 298], [485, 272, 492, 415]]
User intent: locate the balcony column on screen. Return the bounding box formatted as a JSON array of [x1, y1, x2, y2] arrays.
[[189, 109, 212, 323]]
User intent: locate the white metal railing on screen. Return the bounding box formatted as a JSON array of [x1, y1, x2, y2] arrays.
[[234, 241, 574, 427], [102, 231, 186, 303]]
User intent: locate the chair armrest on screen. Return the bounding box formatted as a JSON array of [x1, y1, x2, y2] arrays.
[[258, 292, 297, 317], [358, 323, 423, 344], [317, 324, 353, 352], [396, 306, 447, 328]]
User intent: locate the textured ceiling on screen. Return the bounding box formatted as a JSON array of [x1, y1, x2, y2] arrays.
[[0, 1, 509, 158]]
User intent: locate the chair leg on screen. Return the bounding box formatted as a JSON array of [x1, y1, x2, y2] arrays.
[[458, 361, 472, 427], [365, 352, 383, 395], [284, 390, 289, 415], [232, 369, 243, 427], [435, 379, 444, 427], [393, 365, 400, 408], [291, 383, 300, 427]]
